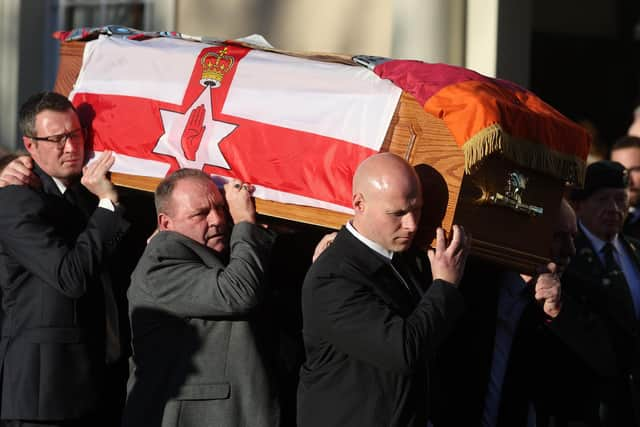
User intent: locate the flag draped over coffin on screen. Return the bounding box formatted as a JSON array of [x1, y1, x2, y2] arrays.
[[371, 59, 590, 185], [67, 28, 590, 217], [70, 36, 402, 213]]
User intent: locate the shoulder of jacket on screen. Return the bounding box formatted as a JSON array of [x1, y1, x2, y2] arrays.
[[147, 230, 217, 260], [0, 184, 40, 198], [0, 185, 46, 214]]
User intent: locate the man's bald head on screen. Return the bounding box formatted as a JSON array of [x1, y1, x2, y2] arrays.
[[353, 152, 420, 200], [551, 198, 577, 275], [351, 153, 422, 252]]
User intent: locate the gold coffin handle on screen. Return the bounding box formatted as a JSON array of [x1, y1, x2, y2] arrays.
[[481, 192, 544, 217]]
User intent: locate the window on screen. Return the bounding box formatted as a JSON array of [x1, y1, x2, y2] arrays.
[[59, 0, 150, 30]]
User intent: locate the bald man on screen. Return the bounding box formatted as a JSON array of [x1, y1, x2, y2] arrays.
[[297, 153, 469, 427]]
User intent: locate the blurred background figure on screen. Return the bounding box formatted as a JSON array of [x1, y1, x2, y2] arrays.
[[628, 105, 640, 138], [611, 135, 640, 238], [578, 118, 608, 165], [564, 160, 640, 426]]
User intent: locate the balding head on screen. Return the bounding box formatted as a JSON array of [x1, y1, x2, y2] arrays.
[[351, 153, 422, 252], [551, 198, 577, 275]]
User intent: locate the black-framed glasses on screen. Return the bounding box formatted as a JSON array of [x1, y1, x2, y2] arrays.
[[26, 128, 85, 146], [627, 166, 640, 174]]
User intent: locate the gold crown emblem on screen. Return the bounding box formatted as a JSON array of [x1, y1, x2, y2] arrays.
[[200, 47, 235, 88]]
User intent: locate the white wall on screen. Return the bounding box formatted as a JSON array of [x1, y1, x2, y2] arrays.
[[0, 0, 20, 151]]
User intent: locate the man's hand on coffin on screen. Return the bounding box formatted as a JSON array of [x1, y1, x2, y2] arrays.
[[81, 150, 118, 204], [224, 179, 256, 225], [0, 155, 40, 188], [532, 262, 562, 318], [427, 225, 470, 286], [312, 232, 337, 262]]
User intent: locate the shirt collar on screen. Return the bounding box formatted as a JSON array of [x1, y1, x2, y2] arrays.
[[346, 221, 394, 260], [51, 176, 68, 195], [579, 220, 622, 254]]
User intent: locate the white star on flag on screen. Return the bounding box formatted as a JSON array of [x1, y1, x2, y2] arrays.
[[153, 89, 237, 169]]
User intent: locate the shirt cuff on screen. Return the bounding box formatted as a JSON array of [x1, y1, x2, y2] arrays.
[[98, 198, 116, 212]]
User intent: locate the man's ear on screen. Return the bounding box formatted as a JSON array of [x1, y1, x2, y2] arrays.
[[353, 192, 365, 213], [23, 136, 35, 155], [158, 213, 171, 230]]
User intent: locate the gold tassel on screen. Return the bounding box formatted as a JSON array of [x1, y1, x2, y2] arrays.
[[462, 124, 587, 185]]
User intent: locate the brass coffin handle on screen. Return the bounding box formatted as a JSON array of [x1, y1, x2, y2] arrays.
[[477, 171, 544, 217]]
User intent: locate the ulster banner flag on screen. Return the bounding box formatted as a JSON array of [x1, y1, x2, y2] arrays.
[[70, 37, 401, 213]]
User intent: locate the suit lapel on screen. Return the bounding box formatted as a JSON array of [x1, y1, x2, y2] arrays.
[[570, 232, 636, 333], [338, 229, 419, 316], [32, 166, 88, 236], [65, 181, 97, 219], [34, 165, 63, 197]]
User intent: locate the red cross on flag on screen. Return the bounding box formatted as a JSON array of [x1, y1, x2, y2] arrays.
[[70, 37, 401, 213]]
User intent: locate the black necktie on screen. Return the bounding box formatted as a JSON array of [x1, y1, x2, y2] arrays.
[[391, 254, 420, 300], [64, 183, 92, 218], [600, 242, 637, 321], [602, 242, 622, 275]]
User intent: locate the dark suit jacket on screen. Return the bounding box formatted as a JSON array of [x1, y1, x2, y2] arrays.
[[431, 257, 617, 427], [297, 227, 464, 427], [123, 226, 279, 427], [559, 228, 640, 426], [624, 210, 640, 241], [0, 167, 129, 420]]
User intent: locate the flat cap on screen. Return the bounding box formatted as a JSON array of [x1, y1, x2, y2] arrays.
[[570, 160, 628, 200]]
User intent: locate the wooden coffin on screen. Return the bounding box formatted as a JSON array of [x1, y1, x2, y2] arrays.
[[53, 41, 579, 274]]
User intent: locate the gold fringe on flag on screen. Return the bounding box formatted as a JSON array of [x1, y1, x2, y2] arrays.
[[463, 124, 587, 186]]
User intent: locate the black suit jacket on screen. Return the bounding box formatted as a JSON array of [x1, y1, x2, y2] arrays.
[[431, 257, 617, 427], [624, 210, 640, 241], [559, 229, 640, 425], [430, 259, 543, 426], [0, 167, 129, 420], [297, 227, 464, 427]]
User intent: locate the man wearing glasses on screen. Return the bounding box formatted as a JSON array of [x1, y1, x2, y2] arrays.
[[611, 135, 640, 239], [0, 92, 129, 427]]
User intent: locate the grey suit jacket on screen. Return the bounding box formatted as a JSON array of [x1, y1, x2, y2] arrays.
[[123, 224, 279, 427]]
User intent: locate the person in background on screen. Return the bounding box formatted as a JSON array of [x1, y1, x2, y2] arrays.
[[561, 160, 640, 426], [430, 198, 618, 426], [627, 105, 640, 139], [611, 135, 640, 239]]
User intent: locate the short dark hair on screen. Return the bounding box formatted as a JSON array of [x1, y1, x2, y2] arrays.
[[612, 135, 640, 152], [155, 168, 213, 215], [19, 92, 77, 138]]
